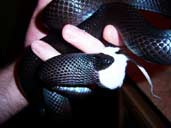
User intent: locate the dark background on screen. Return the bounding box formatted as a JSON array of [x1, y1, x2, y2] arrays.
[[0, 0, 37, 68]]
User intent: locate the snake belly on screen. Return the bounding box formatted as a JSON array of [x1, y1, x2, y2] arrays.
[[18, 0, 171, 117]]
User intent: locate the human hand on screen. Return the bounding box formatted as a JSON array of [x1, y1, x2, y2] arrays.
[[0, 0, 121, 125], [31, 24, 121, 61]]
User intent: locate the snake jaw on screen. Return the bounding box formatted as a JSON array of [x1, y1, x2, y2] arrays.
[[98, 47, 128, 89]]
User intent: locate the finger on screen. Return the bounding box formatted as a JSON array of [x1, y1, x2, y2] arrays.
[[31, 40, 60, 61], [103, 25, 123, 46], [25, 0, 52, 46], [62, 24, 105, 53]]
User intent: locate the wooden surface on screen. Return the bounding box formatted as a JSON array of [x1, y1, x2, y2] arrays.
[[129, 64, 171, 123], [124, 57, 171, 124], [122, 79, 171, 128], [123, 10, 171, 123]]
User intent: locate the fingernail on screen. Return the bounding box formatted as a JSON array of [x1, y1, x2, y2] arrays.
[[103, 25, 121, 46], [31, 40, 44, 56], [64, 24, 82, 32], [62, 24, 84, 41], [31, 40, 60, 61]]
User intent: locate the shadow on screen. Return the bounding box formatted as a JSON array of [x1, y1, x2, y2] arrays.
[[0, 0, 37, 68]]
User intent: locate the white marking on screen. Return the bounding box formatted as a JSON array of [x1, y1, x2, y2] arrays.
[[98, 47, 160, 99], [98, 47, 128, 89]]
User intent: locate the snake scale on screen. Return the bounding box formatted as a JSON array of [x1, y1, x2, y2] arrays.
[[18, 0, 171, 119]]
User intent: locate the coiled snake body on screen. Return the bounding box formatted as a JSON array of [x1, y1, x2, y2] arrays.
[[18, 0, 171, 118]]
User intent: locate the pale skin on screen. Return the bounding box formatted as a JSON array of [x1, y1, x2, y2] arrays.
[[0, 0, 122, 124]]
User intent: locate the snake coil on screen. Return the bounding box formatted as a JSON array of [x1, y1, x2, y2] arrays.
[[18, 0, 171, 119]]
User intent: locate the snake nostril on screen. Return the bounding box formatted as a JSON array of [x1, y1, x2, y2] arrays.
[[104, 57, 114, 65]]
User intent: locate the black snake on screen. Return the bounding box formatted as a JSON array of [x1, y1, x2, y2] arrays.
[[18, 0, 171, 119]]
